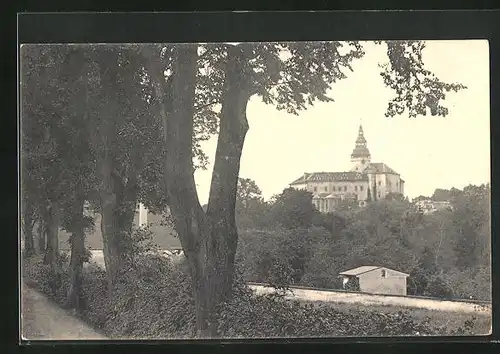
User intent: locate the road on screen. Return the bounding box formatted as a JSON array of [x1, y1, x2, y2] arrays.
[[250, 284, 491, 315], [21, 283, 107, 340]]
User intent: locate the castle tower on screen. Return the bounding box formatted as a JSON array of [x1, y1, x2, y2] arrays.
[[350, 125, 371, 172]]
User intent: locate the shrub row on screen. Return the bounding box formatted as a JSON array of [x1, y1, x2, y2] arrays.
[[22, 252, 481, 339]]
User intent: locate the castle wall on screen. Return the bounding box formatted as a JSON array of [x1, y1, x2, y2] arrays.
[[307, 181, 369, 201]]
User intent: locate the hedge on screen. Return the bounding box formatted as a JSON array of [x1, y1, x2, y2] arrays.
[[22, 251, 482, 339]]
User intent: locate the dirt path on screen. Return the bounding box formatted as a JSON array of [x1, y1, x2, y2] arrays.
[[21, 283, 107, 340], [250, 285, 492, 315]]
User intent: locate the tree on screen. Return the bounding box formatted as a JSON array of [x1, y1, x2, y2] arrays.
[[385, 192, 406, 202], [236, 177, 263, 211], [141, 40, 464, 337], [58, 45, 170, 293], [20, 192, 36, 256], [425, 275, 454, 299], [269, 187, 316, 229], [20, 45, 71, 275], [413, 195, 429, 203], [366, 187, 372, 202], [21, 45, 96, 305], [409, 246, 438, 295], [431, 188, 452, 201], [452, 184, 490, 270], [235, 178, 271, 229]]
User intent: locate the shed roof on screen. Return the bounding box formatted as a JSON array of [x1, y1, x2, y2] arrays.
[[339, 266, 409, 277]]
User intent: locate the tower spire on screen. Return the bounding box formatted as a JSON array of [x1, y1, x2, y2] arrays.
[[350, 123, 371, 172]]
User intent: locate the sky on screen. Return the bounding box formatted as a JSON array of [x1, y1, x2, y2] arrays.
[[194, 40, 490, 205]]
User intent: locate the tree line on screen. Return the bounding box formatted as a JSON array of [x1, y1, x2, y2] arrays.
[[235, 183, 491, 300], [20, 41, 466, 337]]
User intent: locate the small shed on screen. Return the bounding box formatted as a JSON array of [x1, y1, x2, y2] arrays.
[[339, 266, 409, 296]]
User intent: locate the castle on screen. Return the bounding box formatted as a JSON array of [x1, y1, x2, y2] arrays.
[[288, 125, 405, 213]]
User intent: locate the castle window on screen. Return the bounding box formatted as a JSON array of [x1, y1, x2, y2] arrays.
[[325, 186, 328, 192], [314, 187, 317, 192], [381, 269, 386, 278], [360, 186, 364, 191], [354, 186, 358, 191], [378, 181, 381, 186], [344, 186, 347, 191], [332, 186, 336, 192]]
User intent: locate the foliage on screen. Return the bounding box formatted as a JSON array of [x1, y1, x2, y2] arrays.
[[378, 41, 467, 118], [23, 251, 489, 338], [121, 226, 161, 262], [236, 184, 491, 301], [235, 178, 272, 229], [268, 188, 316, 229], [217, 292, 440, 338], [237, 227, 331, 286], [236, 178, 263, 207], [344, 277, 361, 292]]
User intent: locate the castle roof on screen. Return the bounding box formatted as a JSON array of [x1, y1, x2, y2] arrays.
[[290, 171, 368, 185], [288, 126, 403, 187], [365, 162, 399, 175]]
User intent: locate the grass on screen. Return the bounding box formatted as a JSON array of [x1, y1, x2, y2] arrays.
[[298, 299, 492, 336]]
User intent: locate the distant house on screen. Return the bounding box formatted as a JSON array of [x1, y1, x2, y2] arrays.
[[339, 266, 409, 296], [414, 198, 452, 214], [58, 203, 181, 251]]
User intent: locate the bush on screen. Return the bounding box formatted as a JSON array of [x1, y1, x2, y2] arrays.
[[217, 288, 441, 338], [22, 254, 53, 294], [424, 276, 454, 300], [22, 252, 71, 303], [88, 256, 195, 339], [24, 249, 487, 338], [344, 277, 361, 292]]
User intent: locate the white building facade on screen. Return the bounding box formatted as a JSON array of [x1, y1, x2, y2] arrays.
[[289, 125, 405, 213]]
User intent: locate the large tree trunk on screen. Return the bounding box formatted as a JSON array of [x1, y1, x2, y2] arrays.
[[145, 44, 252, 337], [66, 194, 86, 310], [99, 158, 127, 293], [198, 46, 252, 334], [36, 220, 46, 253], [93, 50, 129, 293], [21, 200, 35, 256], [113, 162, 140, 236], [43, 201, 60, 271]]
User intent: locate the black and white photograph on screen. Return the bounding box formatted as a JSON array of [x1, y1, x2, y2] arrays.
[[19, 39, 491, 340]]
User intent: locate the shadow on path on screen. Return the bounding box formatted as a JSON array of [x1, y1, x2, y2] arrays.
[[21, 282, 107, 340]]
